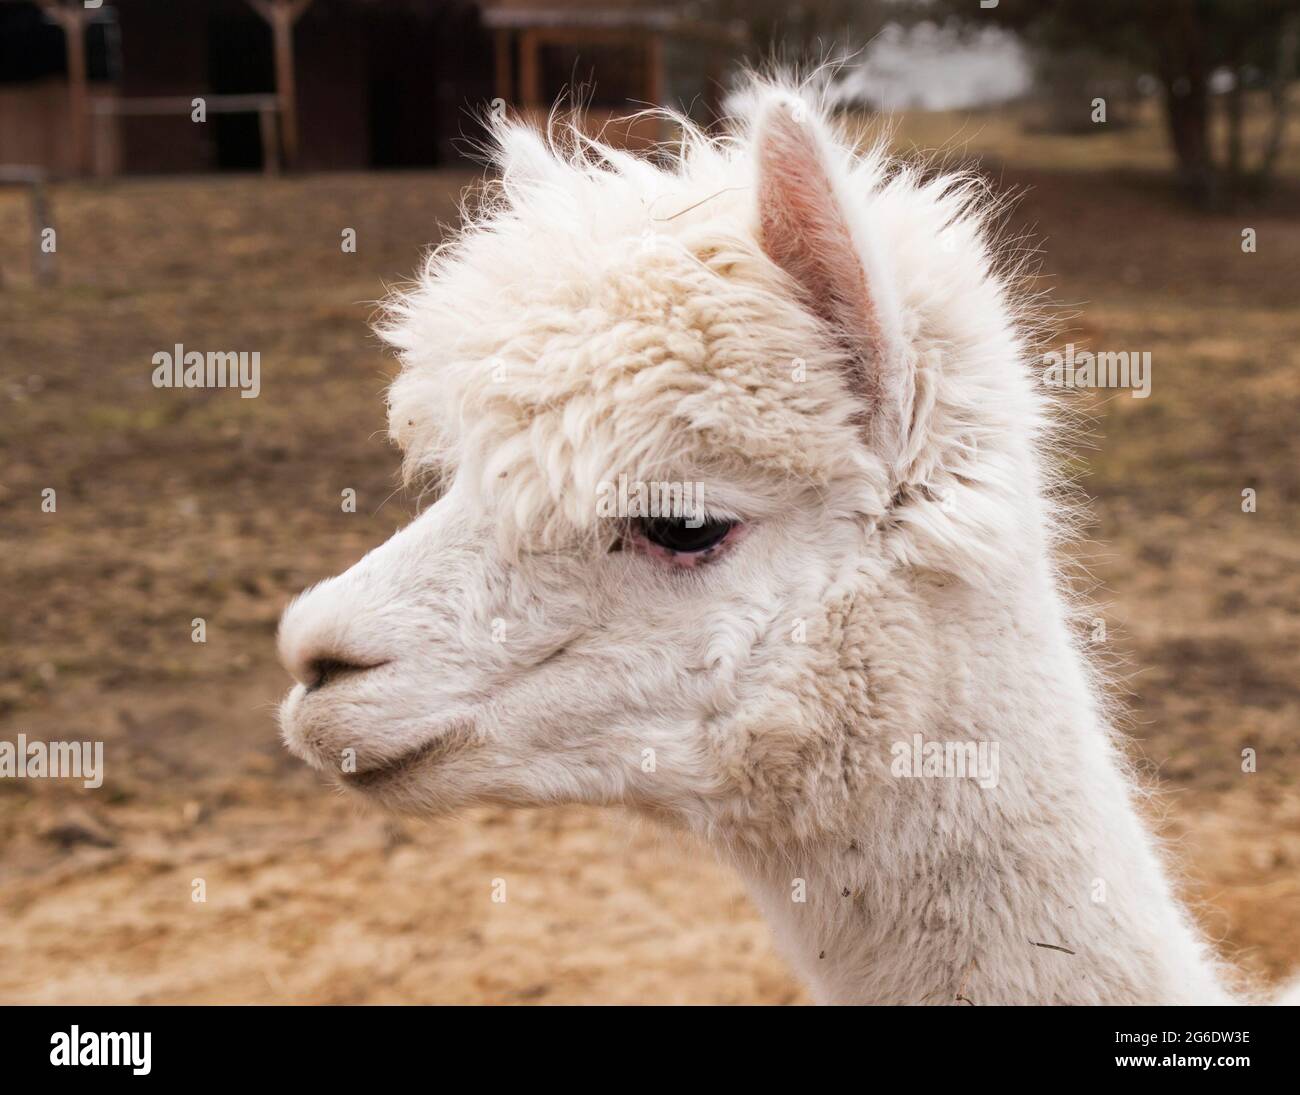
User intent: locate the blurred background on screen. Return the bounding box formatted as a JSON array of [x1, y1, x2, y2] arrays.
[[1, 0, 1297, 1003]]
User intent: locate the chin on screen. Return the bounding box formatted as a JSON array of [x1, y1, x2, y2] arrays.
[[335, 766, 472, 817]]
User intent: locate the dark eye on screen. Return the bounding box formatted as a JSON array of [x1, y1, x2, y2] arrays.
[[637, 516, 735, 554]]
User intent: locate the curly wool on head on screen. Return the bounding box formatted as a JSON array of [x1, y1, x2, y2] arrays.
[[376, 80, 1053, 577]]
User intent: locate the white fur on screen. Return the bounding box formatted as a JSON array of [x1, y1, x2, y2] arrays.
[[277, 81, 1272, 1004]]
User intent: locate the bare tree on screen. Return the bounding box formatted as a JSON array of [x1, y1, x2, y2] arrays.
[[933, 0, 1299, 206]]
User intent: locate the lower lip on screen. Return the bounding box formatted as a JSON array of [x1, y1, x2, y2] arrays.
[[339, 726, 471, 789]]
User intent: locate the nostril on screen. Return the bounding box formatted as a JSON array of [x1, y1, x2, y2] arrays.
[[304, 656, 385, 693]]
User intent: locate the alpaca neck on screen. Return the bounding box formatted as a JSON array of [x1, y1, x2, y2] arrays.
[[726, 566, 1237, 1005]]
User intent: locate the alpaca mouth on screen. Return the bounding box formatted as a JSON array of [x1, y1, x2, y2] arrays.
[[339, 723, 474, 789]]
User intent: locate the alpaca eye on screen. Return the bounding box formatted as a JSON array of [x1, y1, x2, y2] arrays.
[[637, 516, 735, 554]]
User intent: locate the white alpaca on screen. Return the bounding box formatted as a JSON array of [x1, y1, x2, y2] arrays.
[[276, 83, 1271, 1004]]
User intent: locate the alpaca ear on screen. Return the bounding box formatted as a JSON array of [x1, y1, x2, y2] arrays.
[[754, 99, 908, 454]]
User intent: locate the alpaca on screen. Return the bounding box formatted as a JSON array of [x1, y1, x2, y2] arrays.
[[277, 82, 1264, 1005]]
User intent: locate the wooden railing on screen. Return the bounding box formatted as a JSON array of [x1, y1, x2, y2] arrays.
[[90, 94, 283, 176]]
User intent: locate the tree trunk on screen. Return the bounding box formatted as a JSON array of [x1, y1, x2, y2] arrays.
[[1254, 13, 1299, 192], [1153, 0, 1219, 206], [1163, 75, 1216, 204], [1224, 68, 1245, 205]]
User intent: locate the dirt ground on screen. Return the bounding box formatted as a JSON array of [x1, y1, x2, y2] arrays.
[[2, 114, 1298, 1003]]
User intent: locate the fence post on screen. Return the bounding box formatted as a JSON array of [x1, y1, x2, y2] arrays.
[[29, 176, 57, 285], [259, 103, 282, 176]]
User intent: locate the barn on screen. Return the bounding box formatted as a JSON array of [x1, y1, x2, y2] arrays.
[[0, 0, 743, 175]]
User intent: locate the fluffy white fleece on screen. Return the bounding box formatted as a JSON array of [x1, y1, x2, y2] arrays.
[[277, 80, 1283, 1004]]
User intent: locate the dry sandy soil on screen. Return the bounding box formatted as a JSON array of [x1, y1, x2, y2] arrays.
[[1, 115, 1298, 1003]]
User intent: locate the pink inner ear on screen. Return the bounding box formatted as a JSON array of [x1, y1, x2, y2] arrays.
[[756, 105, 887, 408]]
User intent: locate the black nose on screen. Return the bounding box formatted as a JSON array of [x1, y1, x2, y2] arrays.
[[304, 656, 381, 693]]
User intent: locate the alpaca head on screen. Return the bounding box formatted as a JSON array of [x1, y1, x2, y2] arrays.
[[277, 86, 1044, 837]]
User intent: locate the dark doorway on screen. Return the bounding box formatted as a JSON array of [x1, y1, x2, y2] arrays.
[[207, 11, 273, 170], [365, 5, 440, 167], [0, 0, 119, 83]]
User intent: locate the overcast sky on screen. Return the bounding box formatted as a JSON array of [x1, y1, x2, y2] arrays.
[[832, 22, 1031, 110]]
